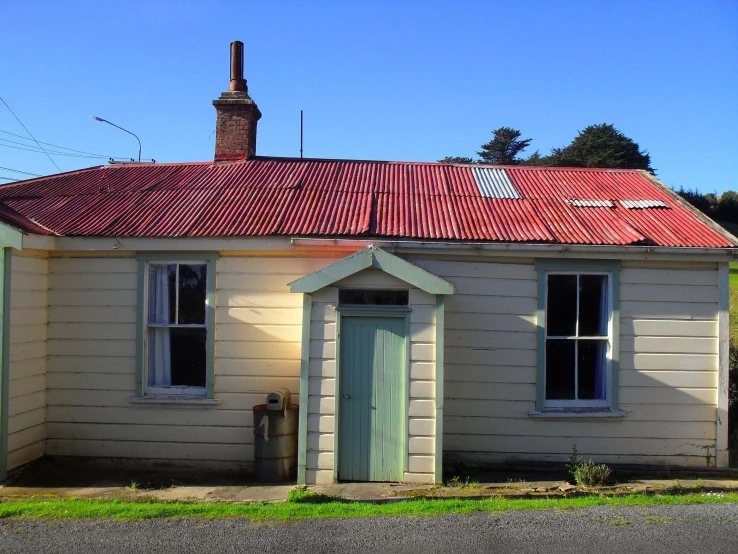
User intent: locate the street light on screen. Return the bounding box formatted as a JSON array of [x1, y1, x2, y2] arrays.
[[90, 115, 142, 162]]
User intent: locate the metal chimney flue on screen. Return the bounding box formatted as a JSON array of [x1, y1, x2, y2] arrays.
[[229, 40, 247, 92]]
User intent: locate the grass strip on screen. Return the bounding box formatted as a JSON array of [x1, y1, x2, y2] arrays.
[[1, 493, 737, 521]]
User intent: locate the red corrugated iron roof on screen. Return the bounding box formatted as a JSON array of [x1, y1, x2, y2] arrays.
[[0, 157, 732, 247]]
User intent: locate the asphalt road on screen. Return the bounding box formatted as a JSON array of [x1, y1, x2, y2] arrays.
[[2, 503, 738, 553]]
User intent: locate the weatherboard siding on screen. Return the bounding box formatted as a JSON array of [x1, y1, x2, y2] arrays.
[[304, 269, 437, 485], [44, 253, 343, 467], [408, 256, 719, 468], [36, 250, 721, 473], [7, 249, 48, 470]]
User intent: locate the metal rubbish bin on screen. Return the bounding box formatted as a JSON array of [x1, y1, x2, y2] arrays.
[[253, 404, 298, 482]]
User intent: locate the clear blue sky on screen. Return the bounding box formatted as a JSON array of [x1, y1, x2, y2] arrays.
[[1, 0, 736, 193]]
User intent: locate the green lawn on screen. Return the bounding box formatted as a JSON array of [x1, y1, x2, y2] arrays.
[[0, 493, 737, 521]]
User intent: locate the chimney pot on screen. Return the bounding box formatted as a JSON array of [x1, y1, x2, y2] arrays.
[[229, 40, 247, 92], [213, 41, 261, 162]]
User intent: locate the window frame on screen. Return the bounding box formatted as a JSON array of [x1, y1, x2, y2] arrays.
[[535, 259, 621, 413], [135, 253, 219, 400]]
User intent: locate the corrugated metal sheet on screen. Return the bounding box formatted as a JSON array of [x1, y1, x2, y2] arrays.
[[567, 199, 615, 208], [619, 199, 669, 209], [0, 158, 732, 247], [471, 167, 521, 199]]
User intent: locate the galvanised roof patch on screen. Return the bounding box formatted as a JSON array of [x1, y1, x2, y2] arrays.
[[471, 167, 521, 199], [567, 199, 614, 208], [619, 200, 669, 209]]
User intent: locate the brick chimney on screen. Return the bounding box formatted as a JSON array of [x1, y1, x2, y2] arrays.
[[213, 41, 262, 162]]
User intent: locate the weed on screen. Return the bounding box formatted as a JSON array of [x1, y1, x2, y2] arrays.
[[129, 480, 139, 491], [644, 516, 673, 524], [506, 478, 527, 485], [573, 461, 612, 487], [692, 478, 704, 490], [566, 445, 612, 487], [566, 445, 585, 483], [286, 488, 336, 504], [610, 519, 630, 526], [446, 476, 478, 489]]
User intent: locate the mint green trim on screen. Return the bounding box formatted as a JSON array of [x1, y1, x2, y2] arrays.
[[535, 269, 546, 411], [204, 256, 217, 398], [134, 253, 219, 400], [289, 246, 454, 295], [0, 248, 11, 481], [334, 309, 409, 482], [297, 293, 312, 485], [610, 268, 621, 410], [135, 260, 145, 398], [535, 259, 621, 272], [136, 253, 220, 262], [0, 223, 23, 251], [534, 259, 621, 411], [336, 306, 410, 317], [333, 311, 342, 482], [434, 295, 445, 483]]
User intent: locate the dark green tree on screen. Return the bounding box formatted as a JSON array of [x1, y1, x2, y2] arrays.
[[522, 150, 547, 166], [477, 127, 532, 165], [438, 156, 476, 164], [553, 123, 653, 172]]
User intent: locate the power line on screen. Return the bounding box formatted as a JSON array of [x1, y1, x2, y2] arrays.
[[0, 141, 111, 159], [0, 94, 62, 172], [0, 128, 114, 158], [0, 136, 108, 157], [0, 166, 41, 177], [0, 176, 18, 181]]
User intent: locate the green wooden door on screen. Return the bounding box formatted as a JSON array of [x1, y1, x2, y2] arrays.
[[338, 316, 405, 482]]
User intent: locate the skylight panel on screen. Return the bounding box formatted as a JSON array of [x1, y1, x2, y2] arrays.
[[619, 200, 669, 209], [471, 167, 521, 199]]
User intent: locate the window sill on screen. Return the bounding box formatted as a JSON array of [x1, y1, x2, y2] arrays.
[[128, 395, 221, 406], [528, 408, 625, 419]]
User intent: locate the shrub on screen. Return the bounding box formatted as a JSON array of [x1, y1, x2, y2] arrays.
[[572, 461, 613, 487], [566, 444, 613, 487]]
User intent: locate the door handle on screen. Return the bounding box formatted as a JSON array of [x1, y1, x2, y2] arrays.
[[343, 394, 351, 399]]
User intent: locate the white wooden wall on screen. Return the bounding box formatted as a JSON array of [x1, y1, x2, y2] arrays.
[[44, 254, 340, 467], [410, 256, 720, 468], [8, 249, 48, 470], [305, 269, 437, 485], [38, 251, 721, 472]]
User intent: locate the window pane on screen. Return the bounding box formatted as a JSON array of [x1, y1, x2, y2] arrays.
[[148, 327, 172, 386], [578, 340, 607, 400], [545, 339, 575, 399], [547, 275, 577, 336], [579, 275, 608, 336], [178, 264, 207, 324], [338, 289, 409, 306], [148, 328, 206, 388], [148, 264, 176, 324], [170, 328, 206, 387]]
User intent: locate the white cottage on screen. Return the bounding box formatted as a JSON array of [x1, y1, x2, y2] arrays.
[[0, 42, 734, 484]]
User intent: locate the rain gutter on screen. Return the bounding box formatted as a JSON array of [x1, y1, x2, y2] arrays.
[[290, 238, 738, 259]]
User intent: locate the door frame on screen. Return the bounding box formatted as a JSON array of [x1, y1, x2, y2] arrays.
[[334, 306, 410, 482]]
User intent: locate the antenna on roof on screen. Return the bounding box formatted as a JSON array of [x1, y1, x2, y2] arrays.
[[300, 110, 303, 159]]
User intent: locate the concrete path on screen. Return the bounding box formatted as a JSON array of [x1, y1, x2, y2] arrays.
[[3, 457, 738, 503], [2, 503, 738, 553]]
